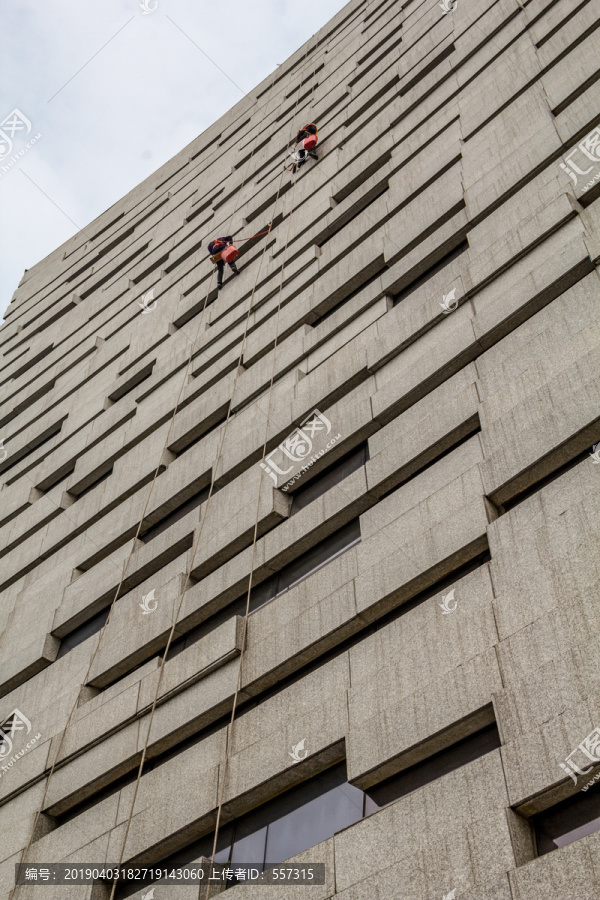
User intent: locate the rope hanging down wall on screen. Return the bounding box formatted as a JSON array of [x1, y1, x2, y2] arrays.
[[9, 57, 286, 900], [201, 43, 324, 900], [105, 40, 321, 900]]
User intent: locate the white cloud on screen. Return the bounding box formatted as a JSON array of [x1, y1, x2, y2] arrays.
[[0, 0, 349, 318]]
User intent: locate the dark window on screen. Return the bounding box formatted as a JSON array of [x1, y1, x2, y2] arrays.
[[101, 518, 361, 679], [140, 486, 211, 544], [365, 722, 501, 813], [75, 466, 113, 499], [114, 762, 365, 897], [57, 608, 109, 659], [501, 445, 592, 513], [312, 262, 386, 323], [248, 518, 361, 614], [291, 443, 369, 513], [533, 787, 600, 857], [392, 239, 469, 306], [165, 600, 236, 661], [0, 420, 64, 475], [167, 517, 362, 660]]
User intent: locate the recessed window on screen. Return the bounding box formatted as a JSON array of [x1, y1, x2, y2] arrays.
[[74, 466, 113, 499], [140, 486, 211, 543], [114, 762, 365, 897], [106, 518, 361, 676], [248, 518, 361, 613], [57, 609, 109, 659], [364, 722, 501, 813], [392, 239, 468, 307], [533, 787, 600, 856], [291, 443, 369, 513], [116, 516, 362, 671]]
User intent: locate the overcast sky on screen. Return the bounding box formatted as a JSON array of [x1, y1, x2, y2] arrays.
[[0, 0, 349, 319]]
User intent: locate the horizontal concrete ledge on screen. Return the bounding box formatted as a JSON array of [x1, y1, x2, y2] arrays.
[[511, 763, 600, 820], [0, 632, 60, 699], [488, 416, 600, 508], [367, 412, 481, 499], [356, 533, 490, 623], [350, 703, 496, 791], [123, 740, 345, 870]]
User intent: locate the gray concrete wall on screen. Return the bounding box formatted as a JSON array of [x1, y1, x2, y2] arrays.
[[1, 0, 600, 897]]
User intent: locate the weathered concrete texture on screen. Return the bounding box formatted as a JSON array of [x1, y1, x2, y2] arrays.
[[2, 0, 600, 896]]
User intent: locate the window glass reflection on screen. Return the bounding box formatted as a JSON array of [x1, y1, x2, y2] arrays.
[[365, 723, 501, 809], [248, 518, 361, 614], [230, 825, 268, 868], [534, 789, 600, 856], [264, 777, 364, 864]]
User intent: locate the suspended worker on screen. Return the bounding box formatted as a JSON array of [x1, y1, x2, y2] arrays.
[[208, 235, 239, 290], [289, 123, 319, 174]]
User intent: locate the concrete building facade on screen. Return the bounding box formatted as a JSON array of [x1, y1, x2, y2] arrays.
[[1, 0, 600, 897]]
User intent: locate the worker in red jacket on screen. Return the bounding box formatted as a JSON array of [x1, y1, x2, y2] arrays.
[[290, 123, 318, 174], [208, 236, 239, 290]]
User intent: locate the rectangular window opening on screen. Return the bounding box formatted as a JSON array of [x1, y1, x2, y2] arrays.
[[56, 608, 109, 659], [114, 761, 364, 897], [392, 239, 469, 307], [74, 466, 114, 499], [365, 721, 501, 812], [0, 419, 65, 476], [173, 407, 230, 456], [312, 257, 387, 321], [533, 787, 600, 856], [501, 445, 594, 514], [311, 270, 382, 326], [377, 424, 481, 502], [247, 517, 361, 615], [139, 485, 213, 544], [10, 344, 54, 379], [317, 183, 390, 252], [108, 362, 155, 402], [95, 225, 137, 258], [79, 244, 149, 299], [291, 442, 369, 513]]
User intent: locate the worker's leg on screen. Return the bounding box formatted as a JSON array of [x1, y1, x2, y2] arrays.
[[228, 262, 239, 276], [216, 260, 225, 290], [296, 148, 307, 169]]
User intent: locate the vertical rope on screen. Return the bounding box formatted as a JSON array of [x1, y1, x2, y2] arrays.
[[9, 66, 281, 900], [202, 38, 324, 900], [106, 45, 316, 900]]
